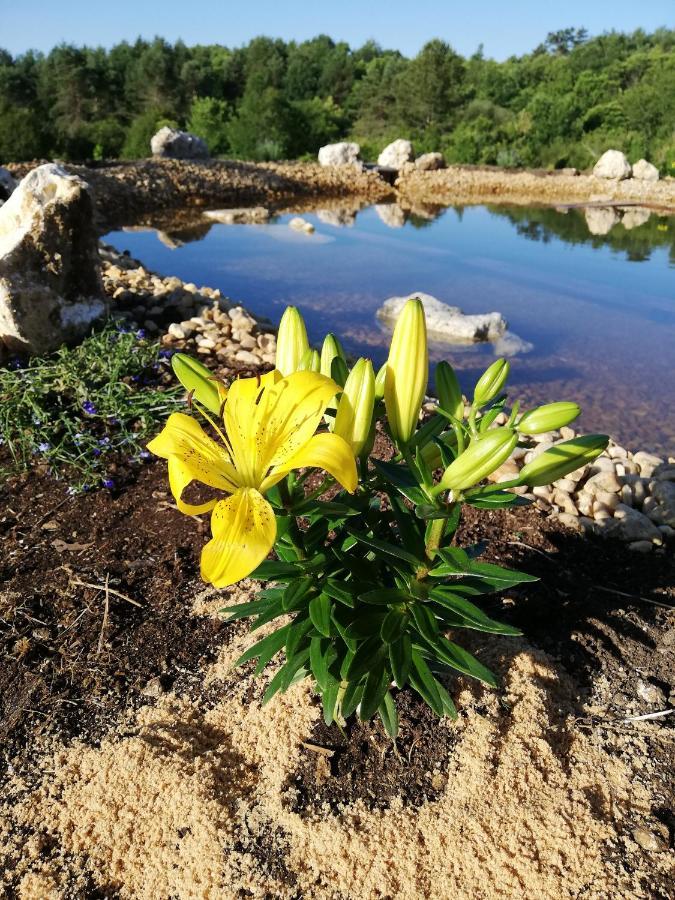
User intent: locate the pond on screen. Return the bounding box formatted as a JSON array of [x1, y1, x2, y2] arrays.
[[105, 202, 675, 455]]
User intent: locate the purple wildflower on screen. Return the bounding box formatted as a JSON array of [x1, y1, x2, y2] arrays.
[[37, 441, 51, 452], [82, 400, 97, 415], [102, 477, 115, 489], [136, 329, 146, 339]]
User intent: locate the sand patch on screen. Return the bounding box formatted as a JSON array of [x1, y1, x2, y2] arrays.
[[1, 616, 671, 898]]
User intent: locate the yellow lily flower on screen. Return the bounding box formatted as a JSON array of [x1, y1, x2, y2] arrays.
[[148, 370, 357, 588]]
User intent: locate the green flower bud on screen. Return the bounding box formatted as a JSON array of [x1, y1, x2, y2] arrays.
[[439, 428, 518, 492], [473, 359, 510, 407], [374, 363, 387, 400], [297, 348, 320, 372], [334, 358, 376, 456], [436, 361, 464, 420], [171, 352, 225, 415], [518, 434, 609, 487], [385, 298, 428, 446], [276, 306, 309, 376], [516, 402, 581, 435], [320, 333, 346, 378]]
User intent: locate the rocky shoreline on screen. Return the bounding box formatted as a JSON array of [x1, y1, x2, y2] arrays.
[[98, 243, 674, 554]]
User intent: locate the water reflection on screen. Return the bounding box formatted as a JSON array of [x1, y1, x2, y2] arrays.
[[105, 201, 675, 452]]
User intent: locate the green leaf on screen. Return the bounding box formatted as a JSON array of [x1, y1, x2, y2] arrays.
[[371, 459, 427, 505], [409, 412, 448, 450], [309, 593, 333, 637], [415, 503, 460, 520], [410, 602, 440, 643], [465, 490, 528, 509], [250, 597, 286, 631], [282, 578, 314, 612], [346, 528, 421, 568], [322, 678, 341, 726], [429, 547, 539, 590], [360, 587, 411, 606], [434, 678, 458, 719], [263, 648, 311, 705], [297, 553, 329, 575], [378, 691, 399, 739], [426, 636, 498, 687], [380, 607, 409, 644], [388, 493, 426, 559], [220, 597, 272, 621], [359, 661, 389, 721], [235, 624, 290, 668], [286, 617, 313, 658], [292, 497, 362, 517], [171, 352, 223, 414], [410, 650, 445, 716], [345, 610, 387, 640], [347, 638, 385, 682], [309, 637, 338, 691], [389, 634, 412, 689], [249, 559, 301, 580], [323, 579, 358, 608], [341, 679, 364, 718], [429, 587, 522, 636]]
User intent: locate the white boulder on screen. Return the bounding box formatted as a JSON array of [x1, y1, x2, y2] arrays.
[[377, 292, 506, 343], [203, 207, 269, 224], [0, 164, 104, 355], [632, 159, 659, 182], [378, 139, 414, 169], [415, 152, 446, 172], [151, 126, 209, 160], [0, 167, 16, 204], [593, 150, 631, 180], [318, 142, 361, 167]]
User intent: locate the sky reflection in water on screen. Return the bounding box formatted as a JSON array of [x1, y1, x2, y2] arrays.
[[105, 202, 675, 454]]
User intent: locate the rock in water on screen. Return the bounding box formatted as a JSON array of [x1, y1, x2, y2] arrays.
[[378, 292, 506, 343], [378, 139, 414, 169], [415, 152, 446, 171], [632, 159, 660, 182], [150, 127, 209, 160], [317, 142, 361, 167], [0, 167, 16, 204], [584, 206, 619, 236], [593, 149, 632, 180], [0, 164, 104, 355]]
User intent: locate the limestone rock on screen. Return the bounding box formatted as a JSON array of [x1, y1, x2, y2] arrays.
[[593, 150, 631, 180], [318, 142, 361, 167], [0, 167, 16, 204], [0, 164, 104, 355], [289, 217, 314, 234], [378, 139, 414, 169], [585, 207, 619, 236], [632, 159, 659, 182], [378, 293, 506, 343], [415, 152, 446, 172], [151, 127, 209, 160]]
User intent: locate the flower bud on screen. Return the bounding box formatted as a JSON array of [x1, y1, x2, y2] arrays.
[[516, 402, 580, 435], [473, 359, 510, 407], [384, 298, 428, 446], [518, 434, 609, 487], [334, 358, 375, 456], [276, 306, 309, 376], [320, 333, 346, 378], [436, 361, 464, 420], [439, 428, 517, 492], [171, 352, 226, 415], [297, 348, 320, 372], [374, 363, 387, 400]]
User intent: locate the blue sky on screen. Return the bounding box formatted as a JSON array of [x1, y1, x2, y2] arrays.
[[2, 0, 673, 59]]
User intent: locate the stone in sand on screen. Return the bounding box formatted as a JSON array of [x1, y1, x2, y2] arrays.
[[378, 292, 506, 343], [151, 126, 209, 160], [0, 163, 104, 355], [378, 139, 414, 169], [592, 149, 631, 180]]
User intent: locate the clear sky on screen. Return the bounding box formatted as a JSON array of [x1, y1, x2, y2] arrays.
[[2, 0, 673, 60]]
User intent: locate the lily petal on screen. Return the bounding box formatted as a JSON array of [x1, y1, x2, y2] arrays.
[[251, 371, 340, 472], [200, 488, 277, 588], [168, 458, 218, 515], [147, 412, 239, 492], [260, 432, 358, 494]]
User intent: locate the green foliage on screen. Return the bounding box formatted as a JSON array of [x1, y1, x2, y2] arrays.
[[0, 28, 674, 167], [0, 324, 181, 490]]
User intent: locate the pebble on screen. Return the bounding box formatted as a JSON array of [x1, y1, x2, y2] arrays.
[[628, 540, 653, 553], [631, 826, 669, 853]]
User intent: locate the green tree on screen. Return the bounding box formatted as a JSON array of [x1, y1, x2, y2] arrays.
[[187, 96, 231, 155]]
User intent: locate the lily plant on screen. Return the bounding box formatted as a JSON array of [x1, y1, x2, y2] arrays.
[[149, 299, 608, 737]]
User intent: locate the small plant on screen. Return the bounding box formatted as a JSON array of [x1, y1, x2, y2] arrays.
[[149, 300, 608, 737], [0, 323, 181, 491]]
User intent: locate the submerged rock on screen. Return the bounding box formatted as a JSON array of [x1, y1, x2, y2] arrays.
[[378, 292, 506, 343], [203, 207, 269, 224], [150, 127, 209, 160], [0, 164, 104, 355], [593, 150, 631, 180], [289, 216, 314, 234], [318, 142, 361, 167], [632, 159, 659, 182], [378, 139, 414, 169]]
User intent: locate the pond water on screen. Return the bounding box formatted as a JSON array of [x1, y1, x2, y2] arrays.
[[105, 202, 675, 454]]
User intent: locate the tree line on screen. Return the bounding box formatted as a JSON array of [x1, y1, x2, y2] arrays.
[[1, 27, 674, 171]]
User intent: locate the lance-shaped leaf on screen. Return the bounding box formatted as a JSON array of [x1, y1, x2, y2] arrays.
[[171, 352, 225, 415], [429, 586, 522, 635]]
